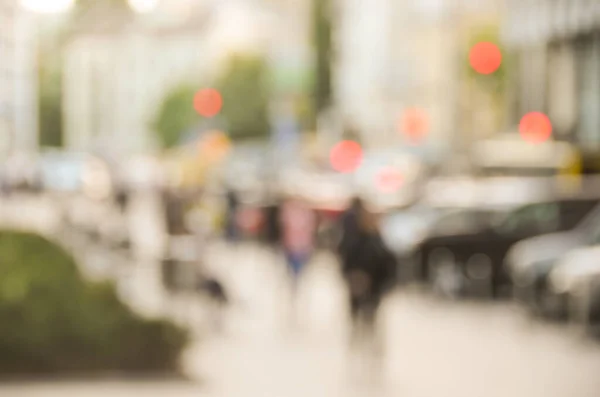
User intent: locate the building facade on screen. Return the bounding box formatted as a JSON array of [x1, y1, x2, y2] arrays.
[[63, 2, 214, 156], [0, 1, 38, 157], [333, 0, 503, 157], [504, 0, 600, 153], [62, 0, 279, 157]]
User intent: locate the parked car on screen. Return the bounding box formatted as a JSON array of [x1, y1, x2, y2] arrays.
[[507, 202, 600, 314], [380, 205, 439, 257], [414, 198, 599, 299], [381, 205, 504, 283], [544, 246, 600, 324], [383, 176, 552, 286]]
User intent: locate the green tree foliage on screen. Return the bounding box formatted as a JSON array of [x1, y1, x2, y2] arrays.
[[36, 14, 70, 148], [311, 0, 333, 127], [153, 85, 198, 149], [0, 231, 189, 375], [216, 55, 271, 141], [38, 54, 63, 148]]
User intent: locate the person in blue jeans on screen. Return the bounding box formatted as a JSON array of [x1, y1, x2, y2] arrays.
[[280, 196, 316, 328]]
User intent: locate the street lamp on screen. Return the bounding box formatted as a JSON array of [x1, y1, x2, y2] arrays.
[[127, 0, 160, 13], [19, 0, 75, 14]]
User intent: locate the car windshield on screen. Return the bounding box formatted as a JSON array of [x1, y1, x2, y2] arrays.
[[493, 202, 560, 235], [432, 210, 487, 235], [558, 200, 599, 230], [577, 203, 600, 244]]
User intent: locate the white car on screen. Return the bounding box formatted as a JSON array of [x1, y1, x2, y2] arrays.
[[548, 246, 600, 325], [506, 202, 600, 315], [549, 247, 600, 297]]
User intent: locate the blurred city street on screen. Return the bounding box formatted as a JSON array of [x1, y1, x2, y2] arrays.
[[2, 0, 600, 394], [3, 238, 600, 397]]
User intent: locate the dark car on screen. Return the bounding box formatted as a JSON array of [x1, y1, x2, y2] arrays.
[[413, 199, 599, 299]]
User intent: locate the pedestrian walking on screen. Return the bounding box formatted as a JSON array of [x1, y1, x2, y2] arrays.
[[338, 198, 396, 339], [114, 183, 130, 213], [279, 194, 316, 330], [280, 196, 316, 286], [337, 198, 396, 383], [224, 189, 240, 243], [263, 196, 282, 248]]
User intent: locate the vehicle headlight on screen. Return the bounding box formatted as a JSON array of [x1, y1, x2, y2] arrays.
[[513, 260, 554, 288], [504, 246, 524, 276], [512, 265, 535, 287], [549, 270, 572, 295]]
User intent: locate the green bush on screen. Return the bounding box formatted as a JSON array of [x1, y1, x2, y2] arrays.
[[0, 230, 189, 376]]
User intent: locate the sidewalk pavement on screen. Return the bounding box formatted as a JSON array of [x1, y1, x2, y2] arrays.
[[4, 242, 600, 396]]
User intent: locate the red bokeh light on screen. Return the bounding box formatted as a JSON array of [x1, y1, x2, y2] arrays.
[[376, 167, 404, 193], [400, 108, 429, 144], [519, 112, 552, 143], [194, 88, 222, 118], [469, 42, 502, 75], [330, 140, 363, 173]]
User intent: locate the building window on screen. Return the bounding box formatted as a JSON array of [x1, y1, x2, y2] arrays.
[[547, 42, 577, 138], [575, 34, 600, 150]]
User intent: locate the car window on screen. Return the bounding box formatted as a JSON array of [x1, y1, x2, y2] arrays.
[[558, 201, 598, 230], [494, 203, 560, 235], [582, 206, 600, 244], [434, 211, 482, 235]]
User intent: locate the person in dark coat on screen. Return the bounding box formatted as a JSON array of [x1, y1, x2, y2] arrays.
[[338, 198, 396, 333], [338, 198, 362, 254], [225, 189, 240, 242], [115, 185, 129, 213], [264, 198, 282, 247]]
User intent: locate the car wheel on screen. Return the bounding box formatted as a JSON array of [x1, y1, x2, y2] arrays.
[[465, 253, 493, 298], [429, 248, 462, 298]]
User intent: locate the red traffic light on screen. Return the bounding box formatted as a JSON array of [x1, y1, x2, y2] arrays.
[[400, 107, 429, 144], [469, 42, 502, 75], [330, 140, 363, 173], [519, 112, 552, 143], [194, 88, 222, 118]]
